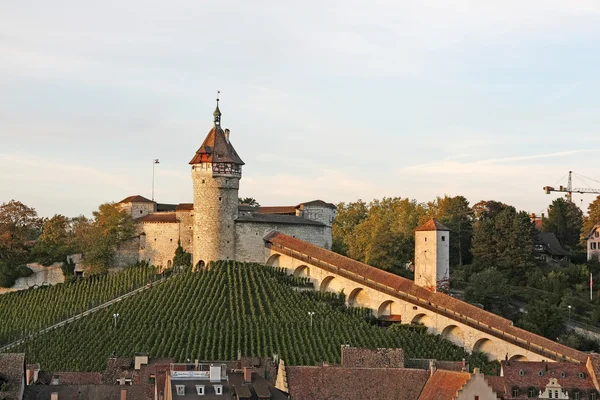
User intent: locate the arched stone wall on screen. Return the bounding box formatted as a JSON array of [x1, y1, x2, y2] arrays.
[[510, 354, 528, 361], [293, 265, 310, 278], [411, 313, 435, 333], [266, 254, 280, 267], [347, 287, 370, 308], [473, 338, 496, 360], [441, 325, 465, 347], [320, 276, 336, 292], [377, 300, 396, 317]]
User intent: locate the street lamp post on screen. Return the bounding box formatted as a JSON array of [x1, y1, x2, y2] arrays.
[[308, 312, 315, 328], [152, 159, 160, 201], [568, 305, 572, 321], [113, 313, 120, 328]]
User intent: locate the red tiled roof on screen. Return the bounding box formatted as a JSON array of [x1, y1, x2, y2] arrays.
[[138, 212, 177, 223], [264, 232, 587, 363], [418, 370, 470, 400], [51, 372, 102, 385], [286, 366, 429, 400], [119, 195, 154, 204], [256, 206, 298, 215], [176, 203, 193, 211], [415, 218, 450, 232], [501, 361, 595, 392], [298, 200, 337, 209], [189, 126, 244, 165], [485, 376, 507, 398]]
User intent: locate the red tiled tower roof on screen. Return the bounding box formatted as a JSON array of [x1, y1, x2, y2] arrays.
[[415, 218, 450, 232]]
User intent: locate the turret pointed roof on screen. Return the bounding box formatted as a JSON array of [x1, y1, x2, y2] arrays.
[[415, 218, 450, 232], [189, 125, 244, 165]]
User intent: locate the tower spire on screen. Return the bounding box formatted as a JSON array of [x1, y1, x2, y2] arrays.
[[213, 90, 221, 126]]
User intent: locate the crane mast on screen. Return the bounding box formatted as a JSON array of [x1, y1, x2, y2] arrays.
[[543, 171, 600, 202]]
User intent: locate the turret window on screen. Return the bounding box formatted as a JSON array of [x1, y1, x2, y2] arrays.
[[441, 236, 446, 241]]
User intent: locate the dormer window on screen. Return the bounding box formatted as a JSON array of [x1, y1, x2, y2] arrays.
[[518, 370, 524, 376], [538, 370, 544, 376], [196, 385, 205, 395], [560, 371, 566, 378], [176, 385, 185, 396], [215, 385, 223, 395], [579, 372, 586, 378]]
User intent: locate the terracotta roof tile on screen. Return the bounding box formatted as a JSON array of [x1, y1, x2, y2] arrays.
[[418, 370, 470, 400], [237, 213, 325, 226], [264, 232, 587, 363], [501, 361, 595, 392], [0, 353, 25, 400], [138, 212, 178, 223], [485, 376, 507, 398], [256, 206, 298, 215], [415, 218, 450, 232], [176, 203, 194, 211], [286, 366, 429, 400], [119, 195, 154, 204], [189, 126, 244, 165]]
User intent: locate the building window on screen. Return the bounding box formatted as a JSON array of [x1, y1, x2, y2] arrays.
[[219, 197, 222, 201], [215, 385, 223, 395], [528, 387, 536, 398], [573, 390, 581, 400], [140, 210, 143, 214], [590, 390, 597, 400], [592, 243, 597, 250], [549, 392, 553, 399], [196, 385, 205, 395], [176, 385, 185, 396], [474, 397, 479, 400], [560, 371, 566, 378], [538, 370, 544, 376], [596, 231, 599, 238], [579, 372, 585, 378], [512, 387, 519, 397], [519, 370, 524, 376], [441, 236, 446, 241]]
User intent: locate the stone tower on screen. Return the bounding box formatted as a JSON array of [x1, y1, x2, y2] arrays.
[[414, 218, 450, 292], [189, 100, 245, 268]]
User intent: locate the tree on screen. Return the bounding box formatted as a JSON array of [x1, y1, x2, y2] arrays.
[[426, 196, 473, 267], [582, 195, 600, 242], [239, 197, 260, 207], [542, 198, 583, 250], [472, 200, 506, 221], [518, 301, 566, 339], [471, 206, 535, 282], [32, 214, 74, 265], [173, 242, 192, 271], [0, 200, 42, 262], [82, 203, 135, 274], [464, 269, 513, 318], [332, 200, 368, 255]]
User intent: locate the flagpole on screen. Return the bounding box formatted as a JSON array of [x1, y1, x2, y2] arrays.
[[591, 272, 593, 301]]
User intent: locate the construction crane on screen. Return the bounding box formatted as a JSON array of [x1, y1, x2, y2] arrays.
[[543, 171, 600, 202]]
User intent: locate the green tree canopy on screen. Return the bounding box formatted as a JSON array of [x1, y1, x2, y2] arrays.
[[239, 197, 260, 207], [331, 200, 368, 255], [0, 200, 42, 263], [542, 198, 583, 250], [464, 268, 513, 318], [472, 200, 506, 221], [518, 300, 566, 340], [33, 214, 74, 265]]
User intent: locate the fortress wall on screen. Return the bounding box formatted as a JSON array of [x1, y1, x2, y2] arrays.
[[0, 263, 65, 294], [115, 237, 140, 267], [235, 222, 325, 263], [140, 222, 180, 268], [177, 210, 194, 253]]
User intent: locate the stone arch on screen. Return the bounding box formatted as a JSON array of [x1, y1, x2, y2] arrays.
[[266, 254, 280, 267], [293, 265, 310, 278], [441, 325, 465, 347], [377, 300, 396, 318], [473, 338, 496, 360], [347, 287, 370, 308], [319, 276, 336, 292], [195, 260, 205, 270], [411, 313, 432, 326], [510, 354, 528, 361], [167, 260, 172, 268]]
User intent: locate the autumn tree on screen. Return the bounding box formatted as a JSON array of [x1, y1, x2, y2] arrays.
[[332, 200, 368, 255], [0, 200, 42, 263], [82, 203, 136, 274], [542, 198, 583, 251], [582, 195, 600, 242], [32, 214, 74, 265], [426, 195, 473, 267], [471, 200, 506, 221]]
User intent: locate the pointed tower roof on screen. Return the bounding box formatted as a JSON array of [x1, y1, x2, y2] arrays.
[[189, 98, 244, 165], [415, 218, 450, 232]]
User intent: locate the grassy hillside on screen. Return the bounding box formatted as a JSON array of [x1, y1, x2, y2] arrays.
[[5, 261, 496, 373]]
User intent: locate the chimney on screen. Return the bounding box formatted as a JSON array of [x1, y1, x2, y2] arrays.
[[224, 129, 230, 143], [51, 393, 58, 400], [121, 389, 127, 400], [473, 367, 480, 375], [243, 367, 252, 384], [461, 358, 466, 372], [26, 369, 31, 385], [429, 360, 436, 377]]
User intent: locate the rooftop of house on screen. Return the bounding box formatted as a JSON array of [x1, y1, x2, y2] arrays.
[[535, 232, 569, 256], [23, 384, 147, 400], [586, 224, 600, 240], [0, 353, 25, 400], [286, 366, 430, 400], [501, 360, 596, 392], [264, 232, 587, 363], [418, 370, 471, 400], [236, 213, 325, 226], [137, 212, 178, 224], [189, 125, 244, 166], [118, 195, 154, 204]]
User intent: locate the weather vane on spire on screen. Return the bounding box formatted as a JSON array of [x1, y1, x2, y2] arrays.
[[214, 90, 222, 125]]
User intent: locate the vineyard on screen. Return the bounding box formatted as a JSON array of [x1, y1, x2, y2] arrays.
[[4, 261, 496, 373], [0, 264, 158, 346]]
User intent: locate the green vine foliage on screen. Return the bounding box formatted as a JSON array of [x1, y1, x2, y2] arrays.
[[3, 261, 497, 374]]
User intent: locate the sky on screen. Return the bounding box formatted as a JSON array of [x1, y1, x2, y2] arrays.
[[2, 0, 600, 218]]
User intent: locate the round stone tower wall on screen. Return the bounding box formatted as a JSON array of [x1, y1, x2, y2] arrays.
[[192, 163, 240, 267]]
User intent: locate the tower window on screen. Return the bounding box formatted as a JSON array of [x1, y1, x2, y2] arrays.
[[425, 237, 427, 242], [202, 179, 205, 184], [219, 197, 222, 201], [441, 236, 446, 241]]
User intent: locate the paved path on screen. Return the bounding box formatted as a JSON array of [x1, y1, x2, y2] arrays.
[[0, 277, 167, 353]]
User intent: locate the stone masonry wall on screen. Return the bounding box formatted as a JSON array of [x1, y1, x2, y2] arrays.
[[192, 163, 239, 267], [299, 205, 335, 249], [0, 263, 65, 294], [119, 202, 155, 219], [235, 222, 326, 263], [341, 347, 405, 368], [140, 222, 180, 268], [176, 210, 194, 253]]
